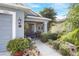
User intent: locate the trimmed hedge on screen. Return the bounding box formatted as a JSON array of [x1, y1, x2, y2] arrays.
[[48, 33, 58, 40], [59, 42, 70, 56], [52, 40, 61, 50], [77, 51, 79, 56], [40, 33, 49, 42], [40, 32, 58, 42], [52, 40, 73, 56]]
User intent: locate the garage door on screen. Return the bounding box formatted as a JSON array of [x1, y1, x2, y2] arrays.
[[0, 13, 12, 52]]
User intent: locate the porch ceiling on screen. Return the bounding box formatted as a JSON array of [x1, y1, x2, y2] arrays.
[[24, 16, 51, 22]]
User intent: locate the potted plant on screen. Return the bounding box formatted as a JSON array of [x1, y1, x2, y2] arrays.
[[7, 38, 31, 56]]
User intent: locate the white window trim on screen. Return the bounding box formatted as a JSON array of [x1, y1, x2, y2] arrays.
[[0, 10, 16, 39]]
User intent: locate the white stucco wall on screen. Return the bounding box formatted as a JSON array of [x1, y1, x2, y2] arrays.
[[0, 6, 24, 38], [16, 10, 24, 38]]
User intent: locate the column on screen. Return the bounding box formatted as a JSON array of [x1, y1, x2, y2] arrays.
[[34, 23, 37, 32], [44, 21, 48, 33], [12, 12, 16, 39]]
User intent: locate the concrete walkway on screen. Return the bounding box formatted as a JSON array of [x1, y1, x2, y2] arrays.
[[34, 40, 62, 56], [0, 40, 61, 56]]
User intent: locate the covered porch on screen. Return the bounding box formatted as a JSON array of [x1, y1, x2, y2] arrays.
[[25, 21, 44, 33], [24, 16, 51, 38]]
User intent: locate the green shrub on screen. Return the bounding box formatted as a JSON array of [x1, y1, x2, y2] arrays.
[[7, 38, 31, 54], [76, 47, 79, 56], [60, 28, 79, 46], [59, 43, 70, 56], [48, 33, 58, 40], [77, 51, 79, 56], [48, 39, 53, 45], [40, 33, 49, 42], [52, 40, 61, 50], [40, 32, 58, 42]]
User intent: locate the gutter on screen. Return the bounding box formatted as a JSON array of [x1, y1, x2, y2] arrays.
[[0, 3, 42, 17], [27, 16, 51, 21], [0, 3, 31, 11]]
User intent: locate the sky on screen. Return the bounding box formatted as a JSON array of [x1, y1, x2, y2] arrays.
[[24, 3, 70, 20]]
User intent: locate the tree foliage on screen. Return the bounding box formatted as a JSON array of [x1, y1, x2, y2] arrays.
[[60, 28, 79, 46], [40, 8, 56, 30], [65, 4, 79, 31]]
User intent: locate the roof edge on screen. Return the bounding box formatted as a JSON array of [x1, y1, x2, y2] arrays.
[[27, 16, 51, 21], [0, 3, 31, 11]]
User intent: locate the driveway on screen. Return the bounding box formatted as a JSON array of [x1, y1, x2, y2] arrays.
[[0, 51, 10, 56], [34, 40, 62, 56]]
